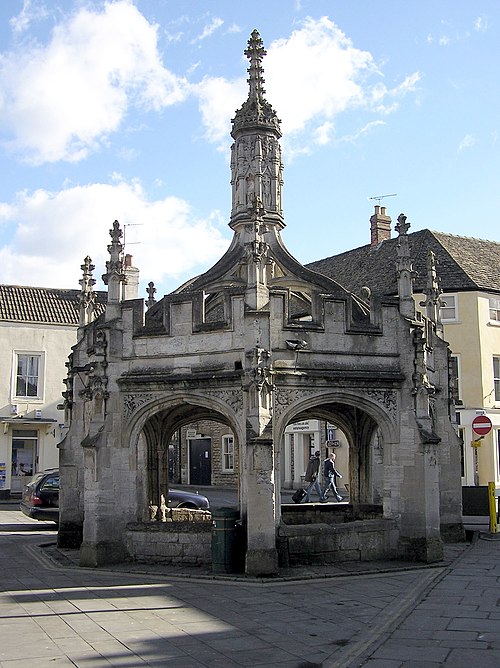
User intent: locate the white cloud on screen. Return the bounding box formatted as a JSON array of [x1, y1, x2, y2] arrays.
[[196, 76, 246, 145], [192, 17, 224, 43], [458, 134, 476, 152], [474, 16, 488, 32], [313, 122, 335, 146], [339, 120, 386, 144], [9, 0, 48, 35], [0, 0, 189, 164], [195, 16, 419, 151], [0, 180, 230, 294]]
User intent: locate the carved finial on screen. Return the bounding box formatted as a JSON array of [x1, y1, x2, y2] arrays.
[[395, 213, 410, 237], [146, 281, 157, 309], [359, 286, 371, 301], [395, 213, 416, 319], [421, 250, 443, 331], [244, 29, 267, 103], [102, 220, 125, 306], [231, 30, 281, 136], [79, 256, 96, 294], [78, 256, 96, 326]]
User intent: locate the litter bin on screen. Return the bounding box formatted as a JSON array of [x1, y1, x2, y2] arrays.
[[211, 507, 241, 573]]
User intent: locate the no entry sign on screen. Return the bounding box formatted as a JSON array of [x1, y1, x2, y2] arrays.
[[472, 415, 493, 436]]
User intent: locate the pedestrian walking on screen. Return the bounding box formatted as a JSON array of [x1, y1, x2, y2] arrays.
[[322, 451, 343, 502], [303, 450, 325, 502]]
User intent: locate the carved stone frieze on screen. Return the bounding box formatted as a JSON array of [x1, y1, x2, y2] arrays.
[[122, 388, 244, 422], [363, 389, 398, 420], [123, 393, 158, 420], [273, 386, 398, 422], [273, 388, 318, 418], [205, 388, 244, 414]]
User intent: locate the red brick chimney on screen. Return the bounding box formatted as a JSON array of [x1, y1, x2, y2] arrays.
[[370, 206, 391, 246]]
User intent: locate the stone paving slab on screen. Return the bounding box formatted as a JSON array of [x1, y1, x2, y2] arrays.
[[1, 510, 500, 666]]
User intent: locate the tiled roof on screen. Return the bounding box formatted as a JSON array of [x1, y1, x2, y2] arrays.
[[0, 285, 107, 325], [307, 230, 500, 298]]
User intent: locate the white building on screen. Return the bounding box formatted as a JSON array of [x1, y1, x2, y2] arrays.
[[0, 283, 105, 497]]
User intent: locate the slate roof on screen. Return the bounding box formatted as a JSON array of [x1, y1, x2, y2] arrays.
[[307, 230, 500, 298], [0, 285, 106, 325]]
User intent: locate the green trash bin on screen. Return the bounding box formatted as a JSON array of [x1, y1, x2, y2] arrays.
[[212, 507, 240, 573]]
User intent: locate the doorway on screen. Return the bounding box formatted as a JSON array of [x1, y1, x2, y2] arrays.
[[11, 429, 38, 493], [189, 438, 212, 485]]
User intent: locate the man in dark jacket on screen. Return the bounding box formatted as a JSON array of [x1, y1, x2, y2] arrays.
[[322, 451, 343, 502], [303, 450, 325, 502]]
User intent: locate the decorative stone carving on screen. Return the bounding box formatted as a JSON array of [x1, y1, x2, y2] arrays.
[[363, 389, 398, 421], [159, 494, 167, 522], [204, 389, 244, 413], [149, 502, 158, 521], [123, 393, 158, 420], [274, 386, 398, 423], [146, 281, 157, 309]]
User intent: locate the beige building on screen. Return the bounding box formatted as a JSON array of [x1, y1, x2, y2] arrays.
[[309, 207, 500, 491], [0, 283, 106, 498]]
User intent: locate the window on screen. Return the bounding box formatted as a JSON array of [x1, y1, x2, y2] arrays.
[[450, 355, 461, 404], [15, 353, 42, 399], [440, 294, 457, 321], [222, 435, 234, 472], [494, 357, 500, 402], [490, 298, 500, 322], [11, 429, 38, 491]]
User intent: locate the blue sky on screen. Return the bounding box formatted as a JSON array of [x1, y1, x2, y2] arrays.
[[0, 1, 499, 298]]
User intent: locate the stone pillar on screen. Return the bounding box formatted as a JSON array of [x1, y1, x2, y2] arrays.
[[243, 436, 279, 576], [241, 343, 279, 576], [390, 410, 443, 562]]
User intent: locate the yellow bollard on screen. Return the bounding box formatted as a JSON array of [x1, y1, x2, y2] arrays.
[[488, 482, 498, 533]]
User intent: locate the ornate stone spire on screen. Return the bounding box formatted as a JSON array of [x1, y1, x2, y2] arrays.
[[395, 213, 416, 320], [421, 250, 443, 334], [231, 30, 281, 137], [102, 220, 125, 307], [230, 30, 284, 230], [78, 255, 96, 327]]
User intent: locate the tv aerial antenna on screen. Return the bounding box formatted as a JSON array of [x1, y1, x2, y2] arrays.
[[368, 193, 397, 205], [123, 223, 143, 253]]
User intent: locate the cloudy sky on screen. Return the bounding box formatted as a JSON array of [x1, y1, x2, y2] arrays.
[[0, 0, 499, 299]]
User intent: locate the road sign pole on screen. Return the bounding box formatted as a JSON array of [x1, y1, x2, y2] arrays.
[[488, 482, 498, 534]]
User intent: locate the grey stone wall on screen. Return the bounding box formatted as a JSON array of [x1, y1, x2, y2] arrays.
[[277, 519, 399, 567], [126, 511, 212, 565]]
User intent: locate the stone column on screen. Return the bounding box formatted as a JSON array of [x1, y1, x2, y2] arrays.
[[243, 436, 279, 575], [241, 344, 279, 576], [391, 414, 443, 563]]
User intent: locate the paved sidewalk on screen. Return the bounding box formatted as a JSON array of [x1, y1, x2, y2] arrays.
[[1, 507, 499, 667]]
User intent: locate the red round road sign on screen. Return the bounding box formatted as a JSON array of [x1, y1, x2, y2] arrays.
[[472, 415, 492, 436]]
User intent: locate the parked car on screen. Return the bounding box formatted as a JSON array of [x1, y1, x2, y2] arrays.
[[21, 469, 60, 523], [21, 469, 210, 524]]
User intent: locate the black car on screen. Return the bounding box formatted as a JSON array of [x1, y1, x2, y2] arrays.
[[20, 468, 60, 523], [21, 470, 210, 524]]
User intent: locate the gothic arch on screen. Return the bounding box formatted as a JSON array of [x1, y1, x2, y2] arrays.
[[274, 388, 398, 446], [275, 389, 398, 506], [123, 392, 244, 520], [124, 392, 245, 449]]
